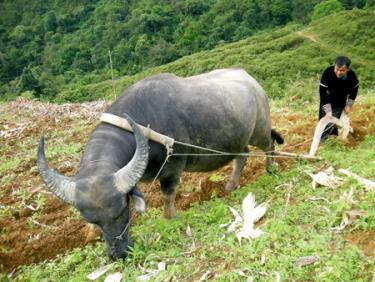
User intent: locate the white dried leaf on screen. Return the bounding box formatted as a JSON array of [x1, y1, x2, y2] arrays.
[[274, 271, 281, 282], [237, 228, 264, 245], [219, 223, 230, 228], [137, 270, 160, 282], [332, 213, 351, 231], [87, 264, 114, 280], [26, 204, 37, 211], [246, 202, 268, 224], [104, 272, 122, 282], [347, 210, 368, 218], [227, 221, 238, 233], [294, 255, 320, 267], [308, 170, 342, 189], [343, 187, 355, 207], [226, 193, 268, 244], [331, 210, 367, 231], [237, 269, 254, 282], [228, 206, 242, 223], [338, 169, 375, 191], [260, 254, 266, 265], [186, 225, 193, 237], [238, 270, 246, 276], [309, 196, 330, 203], [197, 270, 211, 282], [158, 261, 166, 271], [242, 193, 256, 217], [137, 261, 166, 282], [326, 166, 335, 174]]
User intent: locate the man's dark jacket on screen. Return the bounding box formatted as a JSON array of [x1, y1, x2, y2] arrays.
[[319, 66, 359, 119]]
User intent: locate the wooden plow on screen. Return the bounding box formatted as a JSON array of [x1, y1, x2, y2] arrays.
[[308, 111, 352, 157]]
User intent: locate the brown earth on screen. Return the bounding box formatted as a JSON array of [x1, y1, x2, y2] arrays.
[[0, 99, 374, 273]]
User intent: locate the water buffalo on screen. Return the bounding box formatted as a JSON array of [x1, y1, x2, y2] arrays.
[[37, 68, 283, 260]]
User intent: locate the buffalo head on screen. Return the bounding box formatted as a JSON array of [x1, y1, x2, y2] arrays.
[[37, 114, 149, 260]]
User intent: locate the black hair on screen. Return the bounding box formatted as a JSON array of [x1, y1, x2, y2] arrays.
[[335, 56, 351, 68]]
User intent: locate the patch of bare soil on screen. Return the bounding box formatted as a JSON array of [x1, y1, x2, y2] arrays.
[[345, 230, 375, 256], [0, 99, 373, 273]]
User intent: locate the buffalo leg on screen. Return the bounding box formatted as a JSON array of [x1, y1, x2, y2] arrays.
[[225, 147, 248, 191], [160, 175, 180, 219], [265, 152, 274, 170]]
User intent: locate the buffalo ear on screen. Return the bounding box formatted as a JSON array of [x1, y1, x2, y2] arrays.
[[129, 186, 146, 214]]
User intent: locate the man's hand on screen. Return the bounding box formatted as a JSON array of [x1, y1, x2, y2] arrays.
[[344, 106, 352, 113], [326, 111, 333, 117]]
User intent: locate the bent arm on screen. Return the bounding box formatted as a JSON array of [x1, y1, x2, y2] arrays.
[[319, 68, 332, 115]]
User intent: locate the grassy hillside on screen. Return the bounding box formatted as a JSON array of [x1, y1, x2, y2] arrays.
[[54, 8, 375, 103]]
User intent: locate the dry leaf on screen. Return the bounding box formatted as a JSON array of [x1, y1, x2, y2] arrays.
[[294, 255, 320, 267], [307, 167, 343, 189], [104, 272, 122, 282], [87, 264, 114, 280], [222, 193, 268, 245], [137, 261, 166, 282], [331, 209, 368, 231], [196, 271, 212, 282], [274, 271, 281, 282], [338, 169, 375, 191]]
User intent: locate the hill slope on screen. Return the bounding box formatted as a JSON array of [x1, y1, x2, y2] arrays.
[[1, 0, 326, 100], [55, 8, 375, 103]]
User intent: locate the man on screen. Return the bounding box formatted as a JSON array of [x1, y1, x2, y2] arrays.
[[319, 56, 359, 141]]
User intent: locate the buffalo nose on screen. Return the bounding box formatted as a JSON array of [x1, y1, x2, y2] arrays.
[[107, 238, 134, 260]]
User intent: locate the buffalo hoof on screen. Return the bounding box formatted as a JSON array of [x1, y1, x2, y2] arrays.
[[225, 181, 239, 191], [164, 208, 176, 219]]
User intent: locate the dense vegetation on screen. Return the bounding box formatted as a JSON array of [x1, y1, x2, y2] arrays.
[[28, 8, 375, 104], [0, 0, 374, 101]]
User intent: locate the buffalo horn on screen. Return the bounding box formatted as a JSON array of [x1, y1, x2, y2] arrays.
[[114, 113, 149, 194], [37, 136, 77, 204]]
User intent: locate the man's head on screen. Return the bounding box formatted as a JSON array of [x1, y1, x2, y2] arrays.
[[334, 56, 351, 79]]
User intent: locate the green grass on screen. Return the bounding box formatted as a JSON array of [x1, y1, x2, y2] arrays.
[[0, 158, 21, 174]]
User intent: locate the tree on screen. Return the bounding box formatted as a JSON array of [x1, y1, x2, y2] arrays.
[[311, 0, 344, 21], [149, 38, 177, 66], [134, 34, 150, 70], [17, 66, 42, 96], [271, 0, 292, 25], [44, 12, 57, 32], [292, 0, 321, 23], [341, 0, 354, 9], [354, 0, 366, 8]]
